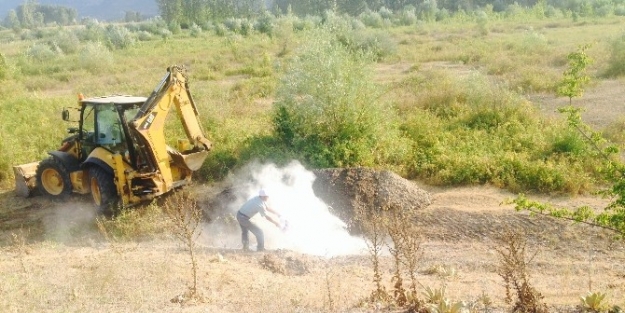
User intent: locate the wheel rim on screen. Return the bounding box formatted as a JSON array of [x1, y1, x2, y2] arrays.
[[90, 176, 102, 206], [41, 168, 64, 195]]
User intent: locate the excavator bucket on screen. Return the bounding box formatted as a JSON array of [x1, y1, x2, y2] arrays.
[[168, 148, 209, 171], [13, 162, 39, 197]]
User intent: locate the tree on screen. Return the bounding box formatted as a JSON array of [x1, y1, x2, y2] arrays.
[[556, 44, 593, 106], [5, 10, 21, 31], [157, 0, 183, 23]]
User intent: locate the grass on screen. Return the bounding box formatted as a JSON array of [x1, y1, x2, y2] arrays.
[[0, 15, 621, 192]]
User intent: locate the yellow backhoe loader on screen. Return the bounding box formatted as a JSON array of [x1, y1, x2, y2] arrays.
[[13, 65, 212, 215]]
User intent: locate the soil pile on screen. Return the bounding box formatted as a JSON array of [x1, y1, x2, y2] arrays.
[[312, 167, 431, 229]]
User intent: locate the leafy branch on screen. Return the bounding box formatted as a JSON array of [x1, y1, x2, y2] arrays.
[[556, 44, 593, 106], [512, 44, 625, 239]]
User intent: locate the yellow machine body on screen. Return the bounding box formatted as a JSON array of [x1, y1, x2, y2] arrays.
[[13, 66, 212, 212]]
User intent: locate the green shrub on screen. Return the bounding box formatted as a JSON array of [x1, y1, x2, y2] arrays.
[[293, 15, 321, 31], [77, 42, 114, 73], [401, 70, 595, 193], [255, 11, 275, 36], [398, 7, 418, 26], [51, 30, 80, 54], [79, 19, 106, 42], [168, 21, 182, 35], [549, 131, 586, 155], [105, 25, 135, 49], [224, 18, 242, 33], [359, 10, 385, 28], [25, 43, 62, 62], [0, 53, 7, 80], [273, 27, 407, 168], [136, 30, 153, 41], [340, 30, 397, 61], [190, 23, 202, 37], [604, 32, 625, 77]]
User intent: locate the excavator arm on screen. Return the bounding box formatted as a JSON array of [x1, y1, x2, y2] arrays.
[[130, 65, 212, 190]]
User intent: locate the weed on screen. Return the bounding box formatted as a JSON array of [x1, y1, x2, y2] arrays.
[[580, 292, 608, 313], [426, 299, 466, 313], [495, 230, 548, 313], [163, 190, 204, 299], [357, 207, 390, 304], [387, 221, 408, 306], [423, 286, 447, 304]]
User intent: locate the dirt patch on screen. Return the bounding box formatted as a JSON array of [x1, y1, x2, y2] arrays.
[[260, 251, 311, 276], [530, 78, 625, 129]]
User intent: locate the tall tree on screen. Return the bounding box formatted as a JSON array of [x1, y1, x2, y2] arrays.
[[157, 0, 183, 23]]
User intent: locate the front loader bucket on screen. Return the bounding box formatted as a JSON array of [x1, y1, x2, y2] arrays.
[[13, 162, 39, 197]]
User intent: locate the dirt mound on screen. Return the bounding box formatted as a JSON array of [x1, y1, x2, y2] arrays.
[[312, 168, 431, 228], [259, 251, 311, 276]]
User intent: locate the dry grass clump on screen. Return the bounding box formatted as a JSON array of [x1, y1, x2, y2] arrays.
[[356, 205, 425, 311], [495, 229, 548, 313], [162, 190, 204, 302]]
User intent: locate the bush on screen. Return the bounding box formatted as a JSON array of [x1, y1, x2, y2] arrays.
[[51, 30, 80, 54], [401, 70, 595, 193], [273, 27, 407, 168], [293, 15, 320, 31], [255, 11, 275, 36], [105, 25, 135, 49], [80, 19, 106, 42], [25, 43, 61, 62], [339, 30, 397, 61], [359, 10, 385, 28], [190, 23, 202, 37], [0, 53, 7, 80], [398, 7, 418, 26], [78, 42, 114, 73], [168, 21, 182, 35], [604, 32, 625, 77], [223, 18, 242, 33], [136, 30, 153, 41]]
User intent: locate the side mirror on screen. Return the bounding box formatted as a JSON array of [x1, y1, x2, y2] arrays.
[[62, 108, 70, 121]]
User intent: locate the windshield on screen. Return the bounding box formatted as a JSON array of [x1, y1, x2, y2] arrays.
[[96, 104, 124, 146]]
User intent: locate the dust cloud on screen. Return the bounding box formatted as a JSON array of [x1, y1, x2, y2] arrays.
[[202, 161, 367, 256], [42, 200, 98, 244]]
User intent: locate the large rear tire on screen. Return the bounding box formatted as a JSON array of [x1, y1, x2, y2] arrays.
[[89, 167, 118, 217], [35, 157, 72, 199]]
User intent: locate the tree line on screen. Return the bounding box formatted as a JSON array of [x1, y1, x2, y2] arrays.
[[3, 0, 77, 29], [3, 0, 625, 30], [156, 0, 625, 24]]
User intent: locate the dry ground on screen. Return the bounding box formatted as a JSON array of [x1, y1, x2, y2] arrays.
[[1, 182, 625, 312], [2, 65, 625, 312]]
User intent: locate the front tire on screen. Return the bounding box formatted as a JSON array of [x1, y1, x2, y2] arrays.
[[36, 157, 72, 198], [89, 167, 118, 217]]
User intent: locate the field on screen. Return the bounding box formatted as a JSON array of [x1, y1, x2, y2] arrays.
[[2, 12, 625, 313]]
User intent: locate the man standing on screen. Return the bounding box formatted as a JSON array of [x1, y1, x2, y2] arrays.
[[236, 189, 282, 252]]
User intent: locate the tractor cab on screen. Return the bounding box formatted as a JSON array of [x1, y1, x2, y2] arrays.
[[74, 95, 146, 161]]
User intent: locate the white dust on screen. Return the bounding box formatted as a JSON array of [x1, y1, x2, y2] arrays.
[[202, 161, 367, 256]]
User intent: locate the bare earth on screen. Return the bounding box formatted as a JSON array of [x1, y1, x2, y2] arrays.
[[2, 72, 625, 312]]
